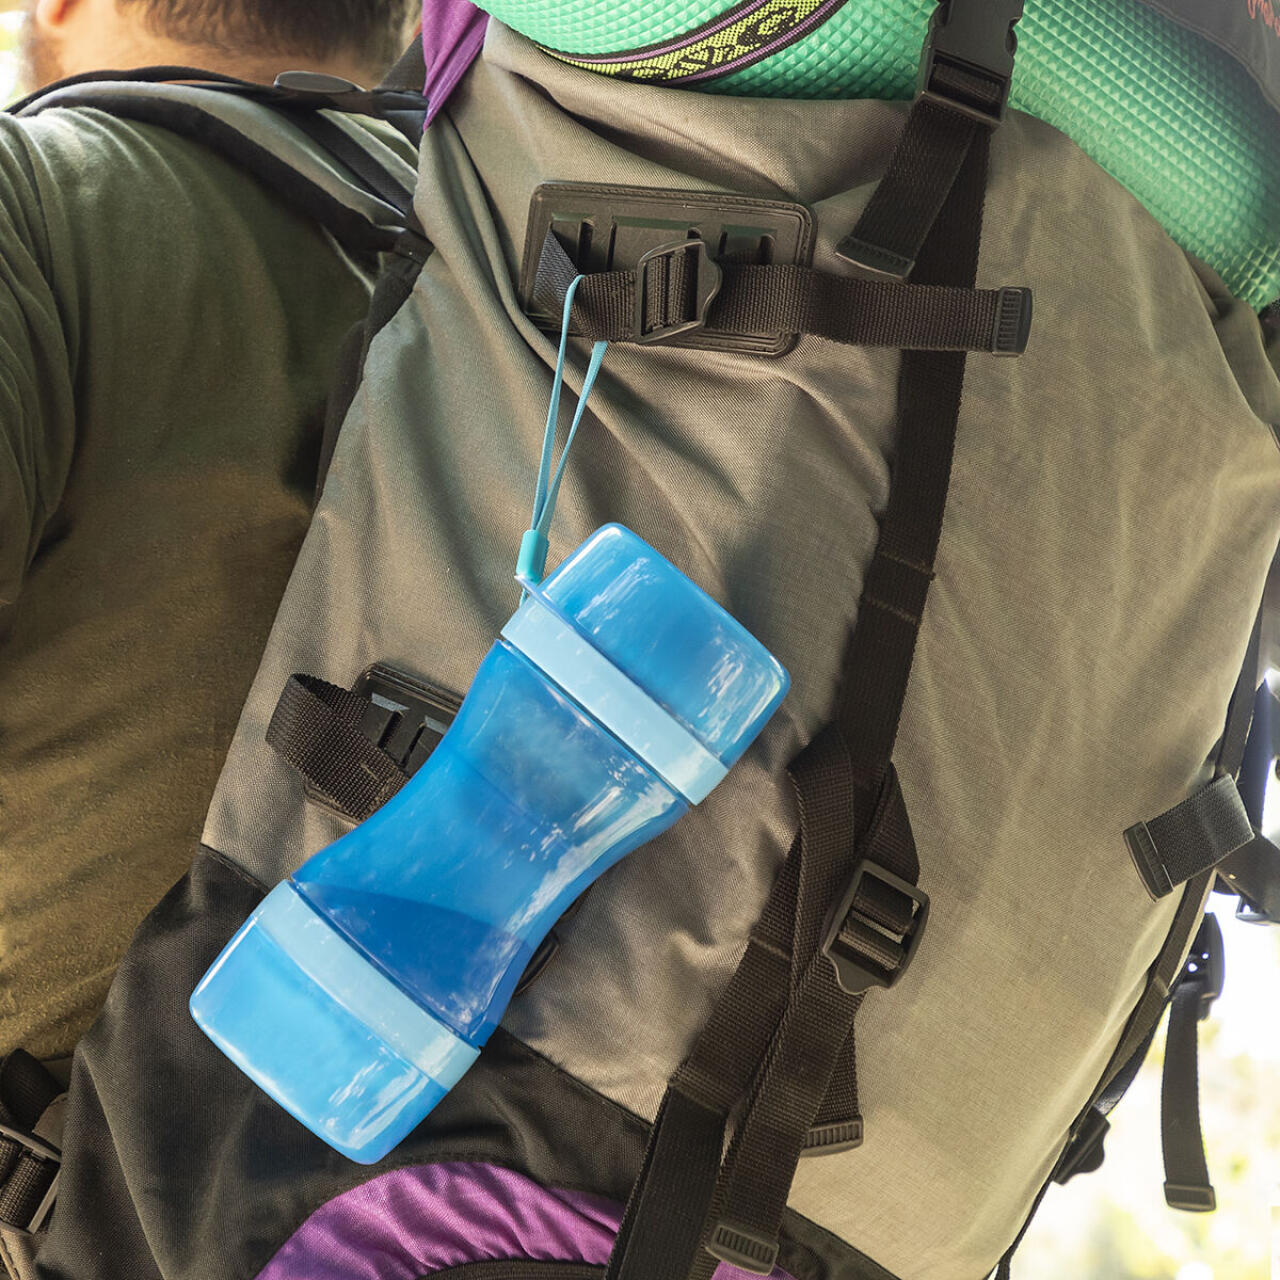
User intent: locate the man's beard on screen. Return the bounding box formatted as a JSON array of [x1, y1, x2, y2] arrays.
[[19, 4, 64, 94]]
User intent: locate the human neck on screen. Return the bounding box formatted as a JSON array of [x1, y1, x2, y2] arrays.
[[65, 33, 381, 89]]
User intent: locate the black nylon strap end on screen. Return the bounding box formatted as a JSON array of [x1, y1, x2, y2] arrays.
[[992, 286, 1033, 355], [1164, 1182, 1217, 1213], [801, 1116, 864, 1156]]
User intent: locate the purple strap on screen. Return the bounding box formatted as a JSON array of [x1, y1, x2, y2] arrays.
[[422, 0, 489, 124], [255, 1161, 794, 1279]]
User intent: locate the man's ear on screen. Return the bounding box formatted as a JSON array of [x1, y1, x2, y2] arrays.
[[32, 0, 82, 32]]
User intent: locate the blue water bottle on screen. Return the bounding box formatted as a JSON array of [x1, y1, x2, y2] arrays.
[[190, 524, 789, 1162]]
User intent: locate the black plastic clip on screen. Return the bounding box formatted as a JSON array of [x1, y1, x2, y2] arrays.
[[633, 239, 723, 344], [917, 0, 1025, 125], [992, 287, 1033, 355], [1181, 912, 1225, 1021], [705, 1219, 780, 1276], [0, 1120, 60, 1235], [822, 861, 929, 994], [1053, 1106, 1110, 1185]]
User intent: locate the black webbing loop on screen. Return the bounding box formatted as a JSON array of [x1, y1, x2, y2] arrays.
[[606, 843, 801, 1280], [836, 99, 981, 280], [1124, 611, 1263, 899], [266, 674, 408, 821], [1125, 776, 1255, 901], [837, 0, 1022, 279], [1161, 913, 1224, 1212], [706, 757, 924, 1274], [534, 230, 1031, 355], [0, 1052, 61, 1236]]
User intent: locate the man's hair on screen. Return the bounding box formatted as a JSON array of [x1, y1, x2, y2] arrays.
[[119, 0, 419, 72]]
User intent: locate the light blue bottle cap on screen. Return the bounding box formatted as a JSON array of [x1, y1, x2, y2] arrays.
[[189, 883, 479, 1164], [504, 525, 789, 802]]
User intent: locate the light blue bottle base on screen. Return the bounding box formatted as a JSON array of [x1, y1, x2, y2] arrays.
[[190, 884, 479, 1164]]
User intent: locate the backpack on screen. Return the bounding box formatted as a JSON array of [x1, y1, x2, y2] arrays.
[[5, 4, 1280, 1279]]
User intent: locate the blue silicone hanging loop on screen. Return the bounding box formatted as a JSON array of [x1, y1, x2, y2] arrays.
[[519, 275, 608, 584]]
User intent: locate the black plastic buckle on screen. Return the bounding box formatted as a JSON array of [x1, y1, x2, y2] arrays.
[[1181, 913, 1225, 1021], [633, 239, 723, 344], [352, 664, 461, 778], [0, 1121, 60, 1235], [705, 1219, 779, 1275], [822, 861, 929, 994], [917, 0, 1025, 126], [1053, 1107, 1109, 1185]]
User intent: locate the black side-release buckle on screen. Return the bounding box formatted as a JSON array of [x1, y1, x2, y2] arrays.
[[1181, 912, 1225, 1021], [633, 239, 723, 344], [917, 0, 1025, 125], [822, 860, 930, 994], [0, 1120, 60, 1235]]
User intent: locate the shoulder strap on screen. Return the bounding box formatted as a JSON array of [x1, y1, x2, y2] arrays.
[[11, 74, 421, 256]]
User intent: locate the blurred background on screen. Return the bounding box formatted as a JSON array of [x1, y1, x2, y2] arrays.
[[0, 3, 1273, 1275]]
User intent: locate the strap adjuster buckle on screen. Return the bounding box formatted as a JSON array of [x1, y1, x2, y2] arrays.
[[0, 1120, 60, 1235], [917, 0, 1025, 126], [633, 239, 723, 344], [822, 860, 929, 994]]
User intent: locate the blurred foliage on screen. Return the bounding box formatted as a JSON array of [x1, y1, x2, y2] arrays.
[[1020, 912, 1279, 1279]]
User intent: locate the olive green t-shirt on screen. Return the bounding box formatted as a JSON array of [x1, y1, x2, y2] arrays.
[[0, 105, 384, 1058]]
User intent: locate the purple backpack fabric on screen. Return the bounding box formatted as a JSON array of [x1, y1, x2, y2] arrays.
[[422, 0, 489, 124], [256, 1161, 793, 1280]]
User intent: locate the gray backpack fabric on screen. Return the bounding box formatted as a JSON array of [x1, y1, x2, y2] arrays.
[[197, 20, 1279, 1278], [13, 17, 1280, 1280]]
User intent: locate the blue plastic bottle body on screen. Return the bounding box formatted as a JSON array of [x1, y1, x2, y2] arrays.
[[292, 639, 688, 1045]]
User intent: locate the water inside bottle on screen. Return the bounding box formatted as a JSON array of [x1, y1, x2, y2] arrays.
[[294, 882, 534, 1041]]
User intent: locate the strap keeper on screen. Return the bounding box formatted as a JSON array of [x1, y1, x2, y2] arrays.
[[705, 1219, 779, 1275]]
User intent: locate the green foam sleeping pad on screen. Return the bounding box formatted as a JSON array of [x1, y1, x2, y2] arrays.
[[475, 0, 1280, 309]]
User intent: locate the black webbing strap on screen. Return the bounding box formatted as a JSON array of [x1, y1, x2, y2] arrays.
[[604, 838, 801, 1280], [836, 98, 984, 279], [534, 230, 1031, 355], [605, 123, 988, 1280], [836, 0, 1023, 278], [266, 674, 407, 821], [1161, 913, 1224, 1212], [1124, 612, 1263, 899], [701, 130, 988, 1273], [1216, 833, 1280, 924], [0, 1053, 61, 1236]]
